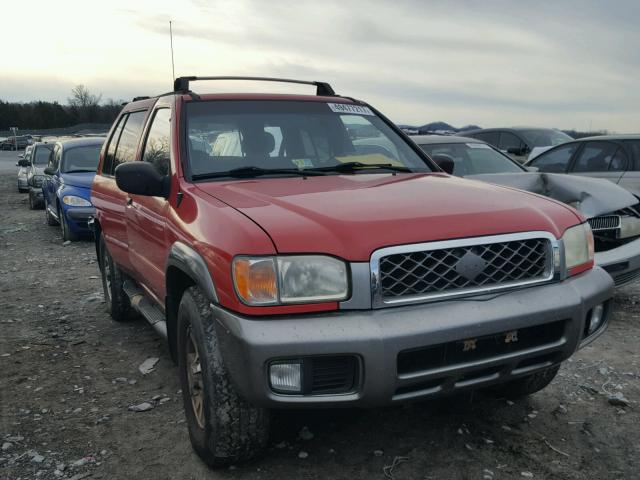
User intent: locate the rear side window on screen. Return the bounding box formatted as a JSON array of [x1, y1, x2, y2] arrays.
[[572, 142, 619, 172], [113, 111, 147, 171], [103, 115, 127, 176], [141, 109, 171, 176], [529, 143, 577, 173], [498, 132, 525, 151]]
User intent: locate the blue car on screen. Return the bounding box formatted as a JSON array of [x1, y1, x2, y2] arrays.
[[43, 137, 105, 241]]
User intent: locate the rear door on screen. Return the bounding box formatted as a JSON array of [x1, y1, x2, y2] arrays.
[[92, 110, 148, 271], [126, 108, 172, 300], [568, 140, 627, 184]]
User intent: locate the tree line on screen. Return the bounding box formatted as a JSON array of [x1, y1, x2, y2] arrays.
[[0, 85, 124, 131]]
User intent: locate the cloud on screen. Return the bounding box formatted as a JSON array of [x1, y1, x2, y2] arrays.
[[1, 0, 639, 131]]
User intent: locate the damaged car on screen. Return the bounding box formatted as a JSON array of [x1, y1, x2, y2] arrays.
[[414, 135, 640, 286]]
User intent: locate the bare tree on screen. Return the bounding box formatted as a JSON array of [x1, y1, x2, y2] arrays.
[[68, 85, 102, 108], [68, 85, 103, 122]]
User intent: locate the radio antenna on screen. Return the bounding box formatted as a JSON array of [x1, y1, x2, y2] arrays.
[[169, 20, 176, 82]]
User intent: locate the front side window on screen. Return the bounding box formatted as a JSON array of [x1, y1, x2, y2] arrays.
[[185, 101, 432, 178], [33, 145, 53, 166], [623, 141, 640, 171], [142, 109, 171, 176], [61, 144, 103, 173], [419, 142, 524, 176], [572, 142, 618, 172], [529, 143, 577, 173], [473, 132, 500, 147]]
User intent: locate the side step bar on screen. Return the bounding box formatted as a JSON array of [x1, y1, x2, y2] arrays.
[[123, 280, 167, 339]]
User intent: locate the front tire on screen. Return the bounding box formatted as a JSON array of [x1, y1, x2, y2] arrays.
[[45, 203, 58, 226], [28, 190, 43, 210], [490, 365, 560, 399], [99, 234, 131, 322], [177, 286, 269, 467], [59, 206, 79, 241]]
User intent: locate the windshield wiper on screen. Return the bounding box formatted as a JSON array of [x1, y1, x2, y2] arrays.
[[305, 162, 412, 174], [192, 166, 326, 180]]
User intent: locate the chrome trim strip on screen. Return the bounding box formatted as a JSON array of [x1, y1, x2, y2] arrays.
[[370, 231, 560, 308]]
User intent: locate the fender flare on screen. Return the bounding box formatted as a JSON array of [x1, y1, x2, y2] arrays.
[[166, 241, 218, 304]]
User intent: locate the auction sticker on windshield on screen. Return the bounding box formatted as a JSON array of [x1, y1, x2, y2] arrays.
[[327, 103, 374, 116], [466, 143, 492, 149]]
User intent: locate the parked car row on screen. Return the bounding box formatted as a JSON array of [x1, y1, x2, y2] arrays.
[[11, 76, 633, 469], [413, 135, 640, 286], [16, 137, 104, 241]]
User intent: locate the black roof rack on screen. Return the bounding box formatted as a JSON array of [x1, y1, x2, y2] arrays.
[[132, 96, 150, 101], [173, 76, 336, 96]]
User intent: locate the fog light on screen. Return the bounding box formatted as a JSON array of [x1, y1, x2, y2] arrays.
[[269, 362, 302, 394], [588, 304, 605, 335]]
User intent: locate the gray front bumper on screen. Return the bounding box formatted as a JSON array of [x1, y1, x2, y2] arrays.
[[213, 267, 613, 408], [596, 237, 640, 286]]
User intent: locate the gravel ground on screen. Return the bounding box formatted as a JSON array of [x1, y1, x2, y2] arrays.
[[1, 150, 639, 480]]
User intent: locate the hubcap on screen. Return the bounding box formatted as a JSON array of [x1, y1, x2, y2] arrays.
[[102, 250, 112, 303], [186, 327, 205, 428]]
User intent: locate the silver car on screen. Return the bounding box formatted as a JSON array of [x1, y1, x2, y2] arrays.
[[414, 135, 640, 287], [16, 145, 33, 192], [524, 135, 640, 198]]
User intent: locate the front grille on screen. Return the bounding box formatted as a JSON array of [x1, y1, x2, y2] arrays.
[[397, 319, 567, 375], [588, 215, 620, 231], [614, 268, 640, 287], [378, 237, 551, 302]]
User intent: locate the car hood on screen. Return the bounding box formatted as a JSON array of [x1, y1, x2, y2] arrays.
[[61, 172, 96, 189], [195, 173, 580, 261], [466, 172, 638, 218]]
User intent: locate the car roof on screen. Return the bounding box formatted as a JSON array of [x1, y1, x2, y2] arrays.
[[576, 134, 640, 141], [56, 137, 105, 148], [123, 93, 358, 112], [411, 135, 487, 145], [462, 127, 563, 134]]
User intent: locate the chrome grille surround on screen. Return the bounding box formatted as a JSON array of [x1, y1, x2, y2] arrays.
[[370, 231, 560, 308], [588, 215, 621, 232]]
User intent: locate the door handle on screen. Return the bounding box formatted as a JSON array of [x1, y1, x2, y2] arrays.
[[126, 197, 133, 206]]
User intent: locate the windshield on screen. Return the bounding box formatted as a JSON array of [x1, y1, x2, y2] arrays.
[[61, 145, 102, 173], [418, 142, 524, 176], [185, 101, 432, 178], [520, 129, 572, 147], [33, 145, 53, 166]]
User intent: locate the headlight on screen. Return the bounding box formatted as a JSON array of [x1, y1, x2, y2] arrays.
[[619, 216, 640, 239], [562, 223, 594, 273], [62, 195, 92, 207], [232, 255, 349, 305], [33, 175, 44, 187]]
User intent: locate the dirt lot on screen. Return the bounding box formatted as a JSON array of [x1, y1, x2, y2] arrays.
[[1, 150, 639, 480]]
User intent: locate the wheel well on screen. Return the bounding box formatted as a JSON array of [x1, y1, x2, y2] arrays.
[[165, 266, 197, 363]]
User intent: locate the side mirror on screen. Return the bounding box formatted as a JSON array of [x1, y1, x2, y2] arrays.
[[526, 166, 539, 172], [17, 159, 30, 167], [115, 162, 170, 197], [44, 167, 56, 176], [507, 147, 525, 155], [431, 154, 455, 175]]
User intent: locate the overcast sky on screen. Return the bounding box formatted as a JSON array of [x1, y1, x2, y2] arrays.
[[2, 0, 639, 131]]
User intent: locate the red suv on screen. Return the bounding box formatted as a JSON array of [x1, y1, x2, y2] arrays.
[[91, 76, 613, 467]]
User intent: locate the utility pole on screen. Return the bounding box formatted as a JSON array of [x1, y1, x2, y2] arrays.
[[10, 127, 18, 151]]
